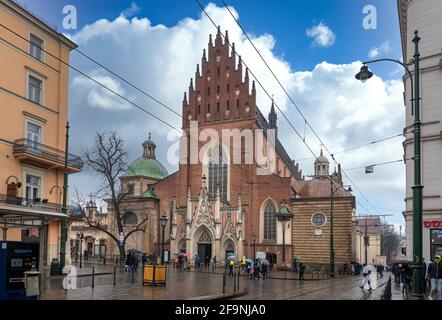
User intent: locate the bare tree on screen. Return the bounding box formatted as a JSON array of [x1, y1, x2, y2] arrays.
[[381, 224, 402, 264], [79, 132, 148, 263]]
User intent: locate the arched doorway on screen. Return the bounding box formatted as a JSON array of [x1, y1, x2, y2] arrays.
[[195, 227, 213, 265], [223, 239, 235, 261]]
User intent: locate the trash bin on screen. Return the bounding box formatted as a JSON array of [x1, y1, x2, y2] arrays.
[[143, 264, 166, 286], [24, 271, 40, 299], [50, 258, 59, 276]]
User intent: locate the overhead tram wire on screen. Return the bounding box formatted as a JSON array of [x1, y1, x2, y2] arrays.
[[295, 133, 403, 162], [0, 22, 259, 180], [0, 23, 178, 132], [194, 1, 375, 215], [217, 0, 385, 215], [344, 158, 411, 171]]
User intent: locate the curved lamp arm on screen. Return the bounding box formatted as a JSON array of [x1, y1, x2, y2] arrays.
[[362, 58, 414, 115]]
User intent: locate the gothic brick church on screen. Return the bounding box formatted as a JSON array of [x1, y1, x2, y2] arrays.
[[106, 28, 356, 267]]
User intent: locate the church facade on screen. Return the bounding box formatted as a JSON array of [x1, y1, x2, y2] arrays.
[[106, 28, 355, 267]]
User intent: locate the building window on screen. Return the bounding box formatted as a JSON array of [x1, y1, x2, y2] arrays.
[[198, 105, 201, 114], [29, 34, 43, 61], [227, 83, 230, 92], [127, 184, 134, 195], [226, 101, 230, 110], [208, 144, 228, 201], [217, 67, 220, 77], [207, 87, 210, 96], [26, 121, 42, 152], [264, 201, 276, 240], [207, 104, 210, 113], [217, 85, 220, 94], [28, 75, 42, 104], [123, 211, 138, 225], [312, 213, 326, 227], [217, 102, 220, 112], [236, 99, 239, 109], [25, 174, 41, 200]]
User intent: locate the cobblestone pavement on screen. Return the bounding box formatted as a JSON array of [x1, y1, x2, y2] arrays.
[[235, 273, 391, 300], [39, 262, 390, 300]]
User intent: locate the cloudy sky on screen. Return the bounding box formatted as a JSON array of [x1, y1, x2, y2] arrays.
[[20, 0, 406, 227]]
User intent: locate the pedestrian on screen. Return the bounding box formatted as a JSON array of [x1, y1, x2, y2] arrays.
[[249, 262, 254, 279], [229, 259, 234, 276], [400, 264, 411, 295], [427, 255, 442, 300], [253, 260, 260, 279], [261, 262, 267, 280], [194, 254, 201, 270], [293, 258, 298, 273], [142, 253, 147, 266], [298, 263, 305, 280], [392, 263, 400, 283], [422, 258, 427, 293], [360, 263, 373, 291], [343, 263, 348, 275], [351, 263, 355, 275]]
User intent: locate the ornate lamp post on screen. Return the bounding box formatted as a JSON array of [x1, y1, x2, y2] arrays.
[[355, 30, 423, 297], [76, 229, 85, 268], [275, 200, 293, 263], [160, 215, 169, 265], [252, 232, 257, 260]]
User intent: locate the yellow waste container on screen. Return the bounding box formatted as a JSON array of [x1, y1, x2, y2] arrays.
[[143, 264, 166, 286]]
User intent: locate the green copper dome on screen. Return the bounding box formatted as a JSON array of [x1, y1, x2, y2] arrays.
[[124, 134, 168, 180]]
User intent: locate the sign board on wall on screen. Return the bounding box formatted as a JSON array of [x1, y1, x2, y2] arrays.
[[256, 252, 266, 259]]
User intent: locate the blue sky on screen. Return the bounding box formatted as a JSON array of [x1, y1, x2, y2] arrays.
[[17, 0, 406, 226], [21, 0, 402, 76]]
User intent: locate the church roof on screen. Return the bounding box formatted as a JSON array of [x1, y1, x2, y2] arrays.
[[124, 157, 168, 180], [124, 135, 168, 180], [141, 188, 159, 199], [298, 177, 351, 198]]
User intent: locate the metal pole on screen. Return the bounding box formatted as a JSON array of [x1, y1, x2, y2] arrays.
[[364, 220, 368, 265], [161, 224, 166, 265], [330, 179, 335, 277], [113, 266, 116, 286], [91, 266, 95, 289], [59, 122, 69, 273], [282, 220, 286, 263], [411, 30, 424, 297], [79, 236, 83, 268], [253, 240, 256, 260]]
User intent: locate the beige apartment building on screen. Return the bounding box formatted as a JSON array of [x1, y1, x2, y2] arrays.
[[0, 0, 81, 269], [398, 0, 442, 262]]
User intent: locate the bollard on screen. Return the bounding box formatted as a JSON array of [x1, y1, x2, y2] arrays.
[[237, 269, 240, 291], [222, 271, 226, 294], [91, 266, 95, 289], [113, 266, 116, 286], [233, 269, 237, 293]]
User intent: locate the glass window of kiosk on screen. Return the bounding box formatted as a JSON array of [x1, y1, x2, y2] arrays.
[[430, 229, 442, 258]]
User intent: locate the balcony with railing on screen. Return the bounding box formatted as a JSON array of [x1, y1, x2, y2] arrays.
[[13, 138, 83, 173], [0, 193, 62, 214]]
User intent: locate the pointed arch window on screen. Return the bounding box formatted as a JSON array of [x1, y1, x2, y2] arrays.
[[264, 201, 276, 240], [208, 144, 228, 201]]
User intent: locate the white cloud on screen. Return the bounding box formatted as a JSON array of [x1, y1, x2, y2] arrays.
[[121, 2, 141, 18], [368, 41, 391, 59], [67, 3, 405, 224], [306, 22, 336, 48]]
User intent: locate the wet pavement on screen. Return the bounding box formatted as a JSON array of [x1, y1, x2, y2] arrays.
[[40, 263, 245, 300], [39, 262, 391, 300]]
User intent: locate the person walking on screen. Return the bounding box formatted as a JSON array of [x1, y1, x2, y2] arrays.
[[261, 262, 267, 280], [427, 255, 442, 300], [400, 264, 411, 295], [228, 259, 234, 276], [194, 254, 201, 271], [360, 264, 373, 291], [298, 263, 305, 280]]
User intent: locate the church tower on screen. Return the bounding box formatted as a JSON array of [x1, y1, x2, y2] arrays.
[[182, 26, 256, 128], [314, 149, 330, 176]]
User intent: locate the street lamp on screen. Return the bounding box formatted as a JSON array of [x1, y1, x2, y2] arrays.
[[355, 30, 423, 297], [160, 214, 169, 265], [76, 229, 85, 268], [275, 199, 293, 263], [252, 232, 257, 260]]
